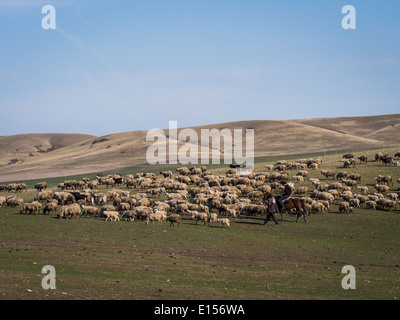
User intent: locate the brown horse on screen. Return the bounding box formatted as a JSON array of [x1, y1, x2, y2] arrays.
[[274, 196, 307, 223]]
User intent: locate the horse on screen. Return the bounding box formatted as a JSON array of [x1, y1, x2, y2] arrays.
[[273, 195, 307, 223]]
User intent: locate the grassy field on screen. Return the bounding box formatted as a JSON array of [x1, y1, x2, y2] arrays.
[[0, 147, 399, 300]]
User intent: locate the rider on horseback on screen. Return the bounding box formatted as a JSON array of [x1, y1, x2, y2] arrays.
[[277, 181, 292, 212]]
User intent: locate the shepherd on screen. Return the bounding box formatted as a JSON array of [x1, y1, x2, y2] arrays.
[[277, 180, 292, 212], [263, 193, 279, 227]]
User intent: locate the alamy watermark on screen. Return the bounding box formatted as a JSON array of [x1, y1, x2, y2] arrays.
[[341, 265, 356, 290], [146, 121, 254, 175], [41, 265, 56, 290]]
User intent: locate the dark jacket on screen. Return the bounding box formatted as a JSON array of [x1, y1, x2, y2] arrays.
[[266, 198, 279, 214], [282, 184, 292, 197]]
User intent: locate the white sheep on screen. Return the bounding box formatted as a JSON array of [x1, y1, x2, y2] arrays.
[[216, 218, 230, 228], [103, 211, 120, 222]]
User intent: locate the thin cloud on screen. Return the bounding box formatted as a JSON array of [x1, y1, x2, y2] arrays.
[[57, 26, 112, 68]]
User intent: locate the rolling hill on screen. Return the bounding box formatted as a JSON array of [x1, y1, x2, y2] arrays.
[[0, 114, 399, 182]]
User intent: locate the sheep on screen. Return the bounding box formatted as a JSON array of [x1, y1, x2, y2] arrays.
[[160, 171, 173, 178], [339, 202, 353, 214], [328, 182, 343, 190], [7, 196, 24, 208], [375, 184, 389, 194], [357, 186, 369, 194], [166, 214, 181, 227], [311, 201, 326, 214], [176, 203, 189, 215], [377, 199, 397, 211], [343, 153, 354, 159], [357, 156, 368, 164], [321, 170, 336, 179], [349, 198, 360, 208], [216, 218, 230, 228], [34, 182, 48, 192], [294, 186, 309, 195], [134, 206, 153, 220], [336, 171, 348, 180], [342, 159, 355, 168], [117, 202, 131, 213], [81, 205, 99, 217], [0, 196, 6, 208], [122, 210, 137, 221], [146, 211, 166, 225], [199, 204, 210, 214], [43, 202, 58, 215], [103, 210, 120, 221], [20, 202, 41, 215], [348, 173, 362, 183], [394, 161, 400, 167], [58, 203, 81, 219], [386, 193, 398, 201], [207, 213, 218, 226], [317, 192, 334, 204], [365, 201, 377, 210], [189, 210, 208, 225], [296, 170, 309, 177], [226, 208, 237, 218], [264, 165, 273, 171]]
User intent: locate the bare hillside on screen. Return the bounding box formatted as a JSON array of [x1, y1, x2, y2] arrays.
[[0, 115, 399, 182]]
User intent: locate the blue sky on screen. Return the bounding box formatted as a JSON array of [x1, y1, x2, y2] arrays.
[[0, 0, 399, 136]]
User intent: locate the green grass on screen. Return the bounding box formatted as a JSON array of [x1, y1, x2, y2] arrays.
[[0, 147, 399, 300]]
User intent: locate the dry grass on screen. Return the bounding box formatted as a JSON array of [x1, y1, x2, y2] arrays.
[[1, 114, 399, 182]]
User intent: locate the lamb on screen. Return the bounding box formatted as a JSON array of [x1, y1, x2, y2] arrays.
[[393, 161, 400, 167], [166, 214, 181, 227], [103, 210, 120, 221], [216, 218, 231, 228], [339, 202, 353, 214]]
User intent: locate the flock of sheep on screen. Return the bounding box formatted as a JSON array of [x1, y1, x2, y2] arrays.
[[0, 151, 399, 227]]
